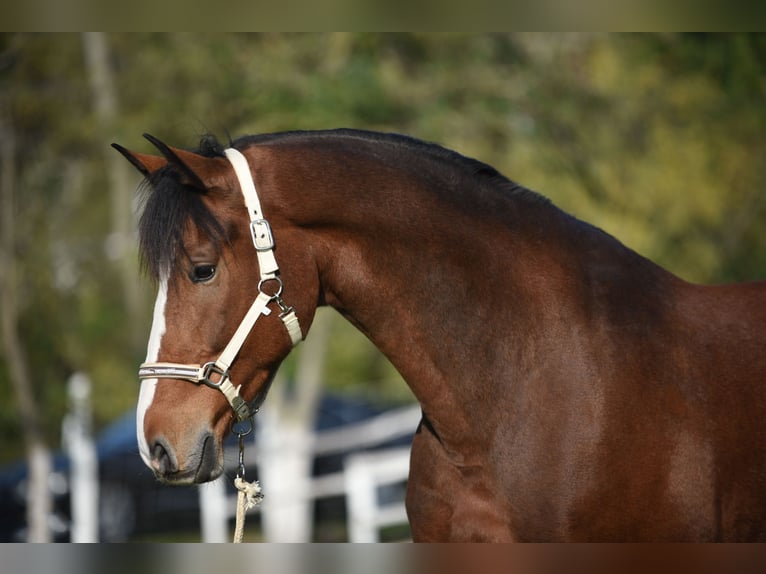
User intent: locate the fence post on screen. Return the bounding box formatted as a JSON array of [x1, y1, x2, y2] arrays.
[[63, 372, 99, 542], [199, 476, 228, 542], [345, 452, 379, 542], [345, 448, 411, 543]]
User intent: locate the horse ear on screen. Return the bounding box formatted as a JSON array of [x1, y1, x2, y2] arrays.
[[111, 143, 168, 177], [142, 133, 229, 191]]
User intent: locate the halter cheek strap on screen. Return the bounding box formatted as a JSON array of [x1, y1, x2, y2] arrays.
[[138, 147, 303, 422]]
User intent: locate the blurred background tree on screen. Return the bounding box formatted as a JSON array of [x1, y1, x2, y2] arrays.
[[1, 32, 765, 465]]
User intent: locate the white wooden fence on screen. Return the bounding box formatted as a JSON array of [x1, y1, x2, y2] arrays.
[[57, 373, 418, 543], [199, 404, 420, 542]]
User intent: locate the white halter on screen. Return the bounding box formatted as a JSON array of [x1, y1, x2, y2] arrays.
[[138, 148, 303, 422]]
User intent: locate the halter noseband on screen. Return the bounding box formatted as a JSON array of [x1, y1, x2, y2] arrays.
[[138, 148, 303, 422]]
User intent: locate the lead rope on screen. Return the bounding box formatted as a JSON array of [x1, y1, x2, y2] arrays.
[[232, 418, 263, 543]]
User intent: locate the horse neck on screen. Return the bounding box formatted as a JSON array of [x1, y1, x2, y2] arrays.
[[274, 149, 576, 424]]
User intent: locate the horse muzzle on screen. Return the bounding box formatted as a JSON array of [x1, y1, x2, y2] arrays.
[[147, 429, 223, 485]]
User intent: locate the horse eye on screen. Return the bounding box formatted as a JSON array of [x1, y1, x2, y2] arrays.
[[191, 264, 216, 283]]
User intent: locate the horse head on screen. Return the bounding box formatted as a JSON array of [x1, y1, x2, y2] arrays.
[[114, 135, 319, 484]]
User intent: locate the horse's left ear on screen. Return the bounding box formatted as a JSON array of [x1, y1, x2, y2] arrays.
[[111, 143, 168, 177], [142, 133, 230, 192]]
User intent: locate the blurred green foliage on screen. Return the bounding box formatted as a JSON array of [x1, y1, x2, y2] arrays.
[[1, 33, 765, 463]]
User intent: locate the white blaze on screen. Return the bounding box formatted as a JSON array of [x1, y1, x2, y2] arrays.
[[137, 273, 168, 467]]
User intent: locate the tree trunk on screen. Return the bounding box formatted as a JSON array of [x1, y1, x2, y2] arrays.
[[81, 32, 142, 350], [0, 95, 52, 543]]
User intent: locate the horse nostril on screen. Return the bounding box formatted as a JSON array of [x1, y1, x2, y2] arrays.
[[150, 438, 178, 476]]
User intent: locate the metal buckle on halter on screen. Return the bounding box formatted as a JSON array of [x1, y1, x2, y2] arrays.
[[250, 219, 275, 252], [200, 361, 229, 389], [230, 396, 253, 423]]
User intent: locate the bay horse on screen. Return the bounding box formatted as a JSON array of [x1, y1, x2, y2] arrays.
[[114, 129, 766, 542]]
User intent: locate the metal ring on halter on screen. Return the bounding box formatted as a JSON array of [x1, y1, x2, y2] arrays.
[[200, 361, 229, 388], [258, 276, 284, 299]]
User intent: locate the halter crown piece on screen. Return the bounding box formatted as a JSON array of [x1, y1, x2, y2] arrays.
[[138, 148, 303, 422]]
